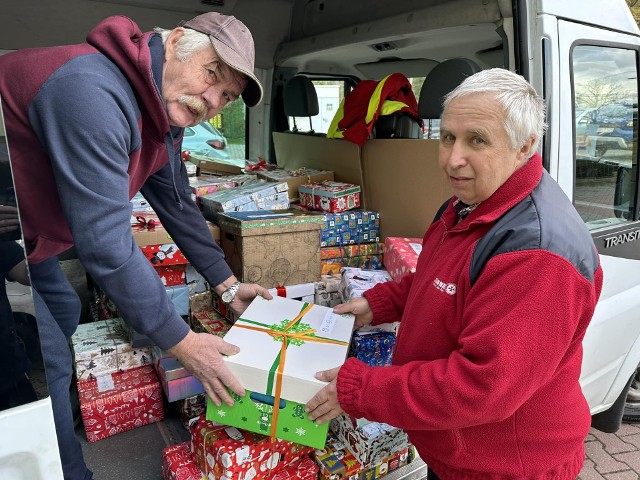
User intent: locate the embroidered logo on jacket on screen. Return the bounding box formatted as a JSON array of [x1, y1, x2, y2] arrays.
[[433, 278, 457, 295]]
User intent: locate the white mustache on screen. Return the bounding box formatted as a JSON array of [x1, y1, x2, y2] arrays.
[[179, 95, 207, 123]]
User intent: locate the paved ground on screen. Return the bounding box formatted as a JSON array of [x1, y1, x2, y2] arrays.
[[580, 423, 640, 479]]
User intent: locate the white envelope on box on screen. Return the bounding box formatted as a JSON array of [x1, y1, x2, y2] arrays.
[[223, 295, 355, 404]]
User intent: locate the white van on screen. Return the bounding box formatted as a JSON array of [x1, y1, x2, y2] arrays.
[[1, 0, 639, 477]]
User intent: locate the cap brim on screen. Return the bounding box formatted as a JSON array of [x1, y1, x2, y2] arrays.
[[209, 37, 263, 108]]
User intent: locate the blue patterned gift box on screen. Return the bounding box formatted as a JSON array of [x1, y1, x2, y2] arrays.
[[319, 210, 380, 247], [348, 330, 396, 367]]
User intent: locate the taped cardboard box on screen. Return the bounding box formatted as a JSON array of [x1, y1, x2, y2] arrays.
[[217, 210, 324, 289], [273, 134, 452, 239], [194, 155, 244, 175]]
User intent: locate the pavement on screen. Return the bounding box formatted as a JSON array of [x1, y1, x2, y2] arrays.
[[580, 424, 640, 479]]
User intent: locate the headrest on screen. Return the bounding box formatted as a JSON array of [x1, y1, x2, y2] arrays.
[[418, 58, 482, 119], [284, 76, 320, 117]]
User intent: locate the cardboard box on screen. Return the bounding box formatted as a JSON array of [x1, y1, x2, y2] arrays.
[[190, 415, 314, 480], [273, 132, 365, 188], [132, 214, 220, 247], [273, 134, 452, 239], [298, 181, 361, 213], [383, 237, 423, 280], [314, 430, 409, 479], [330, 413, 410, 469], [195, 156, 244, 175], [71, 318, 152, 381], [218, 210, 324, 289], [161, 442, 206, 480], [206, 295, 355, 448], [258, 168, 335, 200], [77, 365, 164, 442]]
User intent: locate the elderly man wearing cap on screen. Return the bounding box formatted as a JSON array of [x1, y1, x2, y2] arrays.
[[0, 12, 269, 480]]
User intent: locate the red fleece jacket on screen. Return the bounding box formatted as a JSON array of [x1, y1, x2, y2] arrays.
[[337, 155, 603, 479]]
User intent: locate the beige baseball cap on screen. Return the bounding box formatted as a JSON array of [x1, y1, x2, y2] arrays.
[[180, 12, 263, 107]]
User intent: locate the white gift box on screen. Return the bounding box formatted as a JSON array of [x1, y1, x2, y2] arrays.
[[222, 295, 355, 403]]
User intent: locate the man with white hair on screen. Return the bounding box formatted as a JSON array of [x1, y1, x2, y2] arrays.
[[306, 68, 603, 479], [0, 12, 271, 479]]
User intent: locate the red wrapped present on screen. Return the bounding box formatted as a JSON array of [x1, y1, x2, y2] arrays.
[[383, 237, 422, 280], [156, 264, 187, 287], [162, 442, 205, 480], [298, 181, 361, 213], [190, 415, 313, 480], [77, 365, 164, 443], [268, 456, 319, 480], [140, 243, 189, 266]]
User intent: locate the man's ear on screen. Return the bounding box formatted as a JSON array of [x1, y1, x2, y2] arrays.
[[164, 28, 185, 60], [519, 136, 536, 159]]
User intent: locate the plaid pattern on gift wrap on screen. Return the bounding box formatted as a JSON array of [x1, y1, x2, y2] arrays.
[[71, 317, 152, 381], [190, 415, 314, 480], [77, 365, 164, 443], [162, 442, 206, 480]]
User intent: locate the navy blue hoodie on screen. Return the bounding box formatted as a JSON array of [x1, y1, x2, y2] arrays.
[[0, 16, 233, 349]]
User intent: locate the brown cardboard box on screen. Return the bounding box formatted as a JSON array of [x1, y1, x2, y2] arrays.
[[272, 133, 451, 239], [362, 139, 451, 239], [132, 214, 220, 247], [194, 155, 244, 176], [273, 132, 364, 188], [217, 210, 324, 288]]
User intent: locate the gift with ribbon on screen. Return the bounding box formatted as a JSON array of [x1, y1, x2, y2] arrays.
[[206, 295, 355, 448]]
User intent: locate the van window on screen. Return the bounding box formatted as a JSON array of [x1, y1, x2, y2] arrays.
[[572, 45, 638, 229], [291, 76, 428, 135]]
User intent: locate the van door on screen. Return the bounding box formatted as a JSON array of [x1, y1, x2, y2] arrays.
[[557, 19, 640, 414]]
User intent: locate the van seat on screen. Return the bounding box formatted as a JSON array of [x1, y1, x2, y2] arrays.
[[283, 75, 321, 134], [418, 58, 482, 120]]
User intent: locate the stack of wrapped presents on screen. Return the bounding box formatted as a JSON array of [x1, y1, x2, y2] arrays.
[[71, 162, 426, 478]]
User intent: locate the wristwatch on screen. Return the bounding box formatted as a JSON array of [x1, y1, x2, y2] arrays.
[[221, 281, 241, 305]]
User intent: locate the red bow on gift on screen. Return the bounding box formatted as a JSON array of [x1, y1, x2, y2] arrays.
[[135, 216, 156, 231], [244, 156, 276, 172]]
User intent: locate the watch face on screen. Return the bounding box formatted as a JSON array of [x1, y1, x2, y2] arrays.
[[221, 291, 232, 303]]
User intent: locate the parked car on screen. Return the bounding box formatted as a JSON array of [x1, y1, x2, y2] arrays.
[[593, 103, 635, 142], [182, 121, 230, 161]]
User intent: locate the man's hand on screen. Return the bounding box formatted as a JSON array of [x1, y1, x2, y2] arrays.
[[305, 366, 343, 424], [0, 205, 20, 234], [168, 330, 243, 407], [228, 282, 273, 315], [333, 297, 374, 330]]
